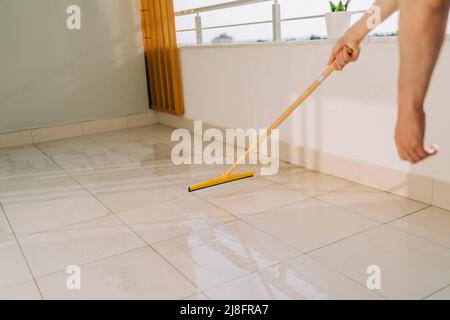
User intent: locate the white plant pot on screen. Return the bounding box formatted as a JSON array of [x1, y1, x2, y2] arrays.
[[325, 11, 352, 39]]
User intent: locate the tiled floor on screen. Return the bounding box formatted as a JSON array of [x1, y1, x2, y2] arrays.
[[0, 124, 449, 300]]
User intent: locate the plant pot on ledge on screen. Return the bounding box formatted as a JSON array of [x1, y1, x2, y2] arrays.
[[325, 11, 352, 39]]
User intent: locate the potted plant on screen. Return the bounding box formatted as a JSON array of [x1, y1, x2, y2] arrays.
[[325, 1, 352, 39]]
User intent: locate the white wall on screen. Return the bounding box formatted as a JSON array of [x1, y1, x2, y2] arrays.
[[179, 37, 450, 183], [0, 0, 149, 133]]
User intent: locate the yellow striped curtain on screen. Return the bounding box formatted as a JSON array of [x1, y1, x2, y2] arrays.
[[139, 0, 184, 115]]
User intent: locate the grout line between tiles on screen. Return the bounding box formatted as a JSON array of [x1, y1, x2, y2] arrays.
[[422, 284, 450, 300], [317, 196, 431, 225], [0, 201, 44, 300]]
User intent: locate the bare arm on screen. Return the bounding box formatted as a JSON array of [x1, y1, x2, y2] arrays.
[[395, 0, 449, 163]]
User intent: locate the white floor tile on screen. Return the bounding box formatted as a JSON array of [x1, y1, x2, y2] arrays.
[[184, 292, 210, 300], [198, 178, 306, 217], [389, 206, 450, 249], [319, 185, 428, 223], [264, 168, 354, 197], [153, 221, 299, 290], [433, 180, 450, 211], [118, 195, 235, 244], [0, 207, 13, 243], [0, 240, 33, 289], [1, 177, 109, 237], [206, 256, 383, 300], [245, 199, 377, 252], [111, 142, 172, 164], [37, 136, 108, 162], [55, 151, 136, 173], [0, 176, 88, 208], [148, 163, 230, 189], [19, 216, 146, 277], [0, 281, 41, 300], [89, 125, 173, 149], [0, 160, 65, 187], [37, 247, 198, 300], [426, 286, 450, 300], [0, 145, 49, 167], [310, 225, 450, 299], [72, 166, 187, 213]]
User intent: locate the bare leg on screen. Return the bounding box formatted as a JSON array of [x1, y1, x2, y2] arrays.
[[396, 0, 449, 163]]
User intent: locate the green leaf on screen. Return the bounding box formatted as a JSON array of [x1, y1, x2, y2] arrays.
[[337, 1, 345, 11], [329, 1, 337, 12], [344, 0, 351, 10]]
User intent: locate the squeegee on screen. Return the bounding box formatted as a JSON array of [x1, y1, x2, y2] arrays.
[[188, 59, 344, 192]]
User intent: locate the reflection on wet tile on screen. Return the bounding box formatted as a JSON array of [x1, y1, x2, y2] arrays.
[[154, 221, 299, 290], [19, 216, 145, 277], [206, 256, 383, 300], [72, 166, 187, 213], [0, 176, 108, 237], [265, 168, 354, 197], [319, 185, 428, 223], [147, 163, 229, 188], [199, 178, 307, 217], [119, 195, 235, 244], [37, 247, 198, 300], [245, 199, 377, 252], [0, 160, 65, 187], [0, 176, 83, 208]]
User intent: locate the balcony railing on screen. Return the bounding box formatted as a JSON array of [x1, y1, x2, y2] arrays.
[[174, 0, 366, 45]]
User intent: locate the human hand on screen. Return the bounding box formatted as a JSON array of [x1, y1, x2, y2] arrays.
[[328, 35, 361, 71], [395, 109, 439, 164]]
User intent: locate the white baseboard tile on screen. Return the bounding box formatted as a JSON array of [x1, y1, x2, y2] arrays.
[[127, 110, 159, 128], [432, 180, 450, 211], [314, 152, 359, 182], [358, 162, 433, 204], [82, 117, 128, 135], [0, 112, 158, 148], [0, 130, 33, 149], [279, 142, 358, 182], [158, 112, 195, 132], [31, 123, 83, 144]]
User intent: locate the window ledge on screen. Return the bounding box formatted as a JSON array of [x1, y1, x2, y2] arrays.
[[178, 34, 450, 49]]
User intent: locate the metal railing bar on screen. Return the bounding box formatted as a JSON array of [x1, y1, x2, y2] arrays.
[[281, 10, 366, 22], [177, 28, 197, 33], [176, 20, 272, 33], [175, 10, 367, 33], [203, 20, 273, 31], [175, 0, 272, 16]]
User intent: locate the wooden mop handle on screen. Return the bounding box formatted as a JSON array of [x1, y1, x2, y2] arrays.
[[224, 63, 336, 176]]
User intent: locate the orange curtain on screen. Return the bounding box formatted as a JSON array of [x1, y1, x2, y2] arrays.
[[139, 0, 184, 115]]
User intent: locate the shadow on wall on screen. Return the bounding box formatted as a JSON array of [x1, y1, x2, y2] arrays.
[[0, 0, 148, 134]]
